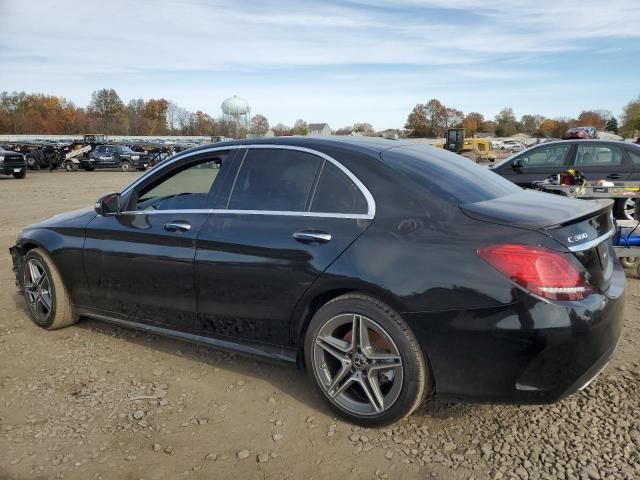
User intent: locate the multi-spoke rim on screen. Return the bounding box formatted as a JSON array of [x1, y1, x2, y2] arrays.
[[23, 259, 53, 323], [623, 198, 637, 220], [313, 314, 403, 416]]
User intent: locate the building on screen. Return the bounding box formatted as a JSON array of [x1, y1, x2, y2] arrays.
[[308, 123, 332, 136]]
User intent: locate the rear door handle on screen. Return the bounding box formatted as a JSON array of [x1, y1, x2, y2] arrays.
[[164, 221, 191, 232], [607, 174, 622, 179], [293, 230, 332, 244]]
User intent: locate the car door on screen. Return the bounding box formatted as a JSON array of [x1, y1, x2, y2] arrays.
[[571, 143, 633, 182], [194, 146, 373, 347], [496, 143, 572, 187], [83, 150, 236, 330], [627, 147, 640, 181]]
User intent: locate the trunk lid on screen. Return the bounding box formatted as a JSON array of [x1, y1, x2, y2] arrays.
[[462, 190, 616, 293]]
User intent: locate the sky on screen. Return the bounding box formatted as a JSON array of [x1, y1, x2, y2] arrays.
[[1, 0, 640, 130]]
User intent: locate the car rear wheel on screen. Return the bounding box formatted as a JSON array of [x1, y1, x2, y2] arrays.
[[615, 198, 637, 220], [21, 248, 79, 330], [304, 293, 428, 426]]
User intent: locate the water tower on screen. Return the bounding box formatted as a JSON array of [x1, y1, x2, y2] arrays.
[[221, 95, 251, 130]]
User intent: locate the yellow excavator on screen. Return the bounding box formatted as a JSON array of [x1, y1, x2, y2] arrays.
[[435, 128, 495, 163]]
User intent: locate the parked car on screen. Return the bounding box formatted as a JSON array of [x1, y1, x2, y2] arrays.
[[0, 147, 27, 179], [491, 139, 640, 220], [501, 139, 525, 152], [563, 126, 598, 140], [634, 137, 640, 145], [82, 144, 149, 171], [10, 137, 624, 426]]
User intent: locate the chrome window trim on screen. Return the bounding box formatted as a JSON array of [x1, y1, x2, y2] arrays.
[[121, 144, 376, 219], [567, 227, 615, 252], [114, 209, 372, 220]]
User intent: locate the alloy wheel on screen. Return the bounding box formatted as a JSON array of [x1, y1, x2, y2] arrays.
[[313, 313, 403, 416], [623, 198, 637, 220], [23, 259, 53, 323]]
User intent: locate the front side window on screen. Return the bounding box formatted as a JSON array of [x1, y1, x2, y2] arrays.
[[628, 149, 640, 165], [575, 145, 623, 166], [228, 149, 322, 211], [311, 162, 368, 214], [519, 145, 569, 167], [134, 158, 222, 211]]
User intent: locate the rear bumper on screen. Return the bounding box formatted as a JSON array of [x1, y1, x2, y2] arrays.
[[404, 267, 625, 403]]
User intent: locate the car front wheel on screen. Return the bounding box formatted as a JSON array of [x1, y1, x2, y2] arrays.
[[304, 293, 428, 426], [21, 248, 79, 330]]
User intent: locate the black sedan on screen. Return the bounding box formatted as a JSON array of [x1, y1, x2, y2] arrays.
[[9, 137, 624, 426], [491, 139, 640, 220]]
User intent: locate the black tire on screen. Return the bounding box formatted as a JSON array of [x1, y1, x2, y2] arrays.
[[12, 169, 26, 179], [21, 248, 79, 330], [137, 167, 146, 171], [64, 161, 78, 172], [304, 293, 428, 427], [83, 166, 95, 172], [460, 151, 477, 163], [120, 160, 132, 172], [615, 198, 637, 220], [26, 154, 38, 170]]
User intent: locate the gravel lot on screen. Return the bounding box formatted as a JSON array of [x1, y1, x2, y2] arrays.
[[1, 171, 639, 480]]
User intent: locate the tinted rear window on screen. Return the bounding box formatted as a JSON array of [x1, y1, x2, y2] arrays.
[[381, 146, 521, 204]]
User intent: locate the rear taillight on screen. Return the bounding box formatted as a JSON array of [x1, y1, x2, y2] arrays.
[[477, 244, 591, 301]]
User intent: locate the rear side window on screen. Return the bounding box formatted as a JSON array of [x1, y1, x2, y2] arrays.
[[381, 146, 521, 204], [229, 149, 322, 211], [628, 148, 640, 165], [575, 145, 623, 166], [311, 162, 368, 214], [519, 145, 569, 167]]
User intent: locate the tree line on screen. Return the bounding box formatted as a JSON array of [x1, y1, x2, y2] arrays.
[[405, 97, 640, 139], [2, 88, 639, 139]]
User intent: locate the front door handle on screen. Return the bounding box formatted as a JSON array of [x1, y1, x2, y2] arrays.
[[293, 230, 331, 244], [607, 174, 622, 180], [164, 221, 191, 232]]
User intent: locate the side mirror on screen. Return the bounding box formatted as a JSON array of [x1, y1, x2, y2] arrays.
[[95, 192, 121, 216], [512, 158, 523, 171]]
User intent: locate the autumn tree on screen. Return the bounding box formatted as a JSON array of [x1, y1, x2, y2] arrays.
[[520, 114, 542, 135], [576, 110, 607, 130], [621, 96, 640, 138], [425, 99, 447, 137], [272, 123, 292, 136], [249, 114, 270, 136], [405, 104, 428, 137], [494, 108, 519, 137], [127, 99, 146, 135], [292, 119, 309, 135], [88, 88, 127, 134], [444, 108, 464, 130], [462, 112, 484, 135], [538, 118, 558, 137], [334, 125, 354, 136], [143, 98, 170, 135]]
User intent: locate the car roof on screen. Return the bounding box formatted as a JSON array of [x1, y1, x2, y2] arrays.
[[173, 136, 420, 159]]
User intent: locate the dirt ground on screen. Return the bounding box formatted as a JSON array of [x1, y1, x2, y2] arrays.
[[1, 170, 639, 480]]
